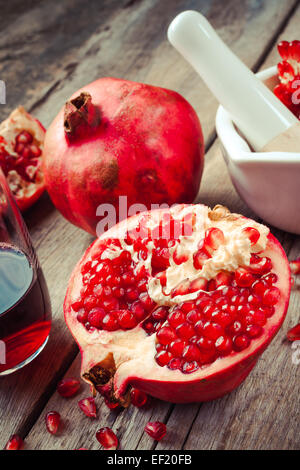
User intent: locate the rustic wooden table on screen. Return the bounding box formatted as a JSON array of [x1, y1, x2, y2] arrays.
[[0, 0, 299, 451]]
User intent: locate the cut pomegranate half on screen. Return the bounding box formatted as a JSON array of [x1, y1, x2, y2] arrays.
[[0, 107, 45, 211], [64, 204, 291, 403], [274, 40, 300, 119]]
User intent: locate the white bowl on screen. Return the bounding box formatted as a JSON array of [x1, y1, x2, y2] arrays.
[[216, 66, 300, 234]]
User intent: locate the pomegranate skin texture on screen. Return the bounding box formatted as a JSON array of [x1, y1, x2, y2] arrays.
[[43, 78, 204, 235], [64, 204, 291, 404]]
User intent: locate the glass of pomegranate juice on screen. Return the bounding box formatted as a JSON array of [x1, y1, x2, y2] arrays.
[[0, 168, 51, 375]]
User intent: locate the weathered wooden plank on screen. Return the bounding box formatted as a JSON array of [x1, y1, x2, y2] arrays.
[[1, 0, 299, 450]]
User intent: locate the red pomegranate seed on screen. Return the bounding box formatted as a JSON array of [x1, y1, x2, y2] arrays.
[[249, 310, 266, 326], [78, 397, 97, 418], [84, 295, 98, 310], [290, 40, 300, 61], [57, 378, 80, 398], [278, 40, 290, 59], [205, 227, 225, 251], [193, 242, 211, 270], [197, 335, 214, 352], [186, 309, 201, 324], [130, 388, 147, 407], [151, 306, 169, 321], [246, 324, 263, 338], [168, 309, 186, 327], [144, 421, 167, 441], [259, 306, 275, 318], [242, 227, 260, 245], [248, 255, 272, 274], [15, 130, 33, 145], [215, 271, 233, 287], [96, 427, 118, 450], [182, 344, 201, 362], [189, 277, 208, 292], [77, 308, 88, 324], [287, 323, 300, 341], [290, 258, 300, 275], [102, 297, 119, 311], [168, 339, 187, 357], [202, 321, 224, 340], [168, 357, 182, 370], [71, 300, 84, 312], [29, 143, 42, 158], [211, 310, 232, 328], [139, 292, 155, 311], [45, 411, 61, 434], [215, 335, 232, 355], [87, 307, 106, 328], [262, 287, 280, 306], [125, 287, 139, 301], [155, 350, 173, 366], [157, 326, 177, 345], [171, 278, 190, 297], [252, 279, 268, 297], [130, 301, 146, 321], [235, 268, 255, 287], [263, 273, 278, 285], [176, 322, 195, 340], [227, 320, 245, 336], [118, 310, 138, 329], [233, 334, 250, 351], [181, 360, 200, 373], [102, 312, 119, 331], [5, 434, 24, 450]]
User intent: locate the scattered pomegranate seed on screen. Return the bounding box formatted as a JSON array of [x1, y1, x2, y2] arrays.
[[45, 411, 61, 435], [5, 434, 24, 450], [290, 258, 300, 275], [287, 323, 300, 341], [57, 378, 80, 398], [78, 397, 97, 418], [96, 427, 118, 450], [144, 421, 167, 441], [130, 388, 148, 407]]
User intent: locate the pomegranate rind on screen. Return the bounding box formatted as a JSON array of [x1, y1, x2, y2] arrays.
[[64, 205, 291, 403], [0, 107, 45, 211]]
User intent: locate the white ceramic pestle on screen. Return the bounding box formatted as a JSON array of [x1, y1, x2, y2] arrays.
[[168, 10, 298, 151]]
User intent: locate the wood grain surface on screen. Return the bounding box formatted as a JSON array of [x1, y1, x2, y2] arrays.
[[0, 0, 299, 450]]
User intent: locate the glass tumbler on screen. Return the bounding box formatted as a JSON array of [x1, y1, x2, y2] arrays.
[[0, 168, 51, 375]]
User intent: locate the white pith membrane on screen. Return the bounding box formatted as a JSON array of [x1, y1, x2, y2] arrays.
[[65, 204, 290, 401], [0, 107, 44, 201]]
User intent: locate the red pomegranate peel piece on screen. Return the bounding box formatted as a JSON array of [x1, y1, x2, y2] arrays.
[[64, 204, 291, 404], [0, 107, 45, 211]]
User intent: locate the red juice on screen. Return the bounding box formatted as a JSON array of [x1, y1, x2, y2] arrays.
[[0, 243, 51, 374]]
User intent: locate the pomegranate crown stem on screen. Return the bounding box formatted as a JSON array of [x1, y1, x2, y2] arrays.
[[64, 92, 101, 139]]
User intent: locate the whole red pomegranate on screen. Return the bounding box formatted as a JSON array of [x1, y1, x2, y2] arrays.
[[64, 204, 291, 404], [43, 78, 204, 235], [0, 107, 45, 211]]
